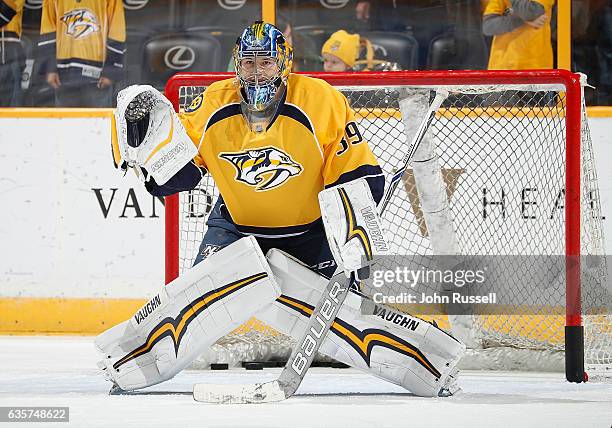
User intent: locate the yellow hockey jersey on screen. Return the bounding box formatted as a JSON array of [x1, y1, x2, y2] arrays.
[[39, 0, 126, 82], [0, 0, 24, 40], [485, 0, 555, 70], [179, 74, 384, 236]]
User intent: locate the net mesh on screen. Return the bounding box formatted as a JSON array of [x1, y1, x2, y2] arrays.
[[170, 78, 611, 378]]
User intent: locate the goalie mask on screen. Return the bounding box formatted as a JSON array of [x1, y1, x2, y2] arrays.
[[234, 21, 293, 132]]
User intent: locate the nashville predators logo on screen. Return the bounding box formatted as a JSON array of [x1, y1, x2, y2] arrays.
[[61, 9, 100, 39], [184, 94, 203, 113], [219, 147, 302, 191], [329, 40, 341, 52]]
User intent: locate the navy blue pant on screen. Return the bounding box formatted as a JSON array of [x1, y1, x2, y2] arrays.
[[194, 198, 337, 279]]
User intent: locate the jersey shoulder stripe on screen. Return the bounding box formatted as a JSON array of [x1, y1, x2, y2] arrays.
[[205, 103, 241, 131], [281, 103, 314, 134]]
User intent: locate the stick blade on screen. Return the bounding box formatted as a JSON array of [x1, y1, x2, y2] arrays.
[[193, 380, 286, 404]]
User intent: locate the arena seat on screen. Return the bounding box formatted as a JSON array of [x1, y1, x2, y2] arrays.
[[185, 26, 240, 70], [360, 31, 419, 70], [124, 0, 178, 86], [427, 31, 488, 70], [141, 32, 222, 89]]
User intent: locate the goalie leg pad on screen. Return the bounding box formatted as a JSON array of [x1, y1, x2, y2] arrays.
[[256, 249, 465, 397], [95, 236, 280, 391]]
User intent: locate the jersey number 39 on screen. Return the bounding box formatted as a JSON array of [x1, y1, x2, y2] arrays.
[[336, 122, 364, 156]]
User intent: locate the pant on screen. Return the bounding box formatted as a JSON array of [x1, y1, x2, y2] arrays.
[[194, 198, 337, 278], [0, 46, 25, 107]]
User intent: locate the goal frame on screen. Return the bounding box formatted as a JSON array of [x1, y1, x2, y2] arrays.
[[163, 69, 585, 382]]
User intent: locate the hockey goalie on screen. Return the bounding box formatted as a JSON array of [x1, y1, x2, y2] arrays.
[[96, 21, 465, 399]]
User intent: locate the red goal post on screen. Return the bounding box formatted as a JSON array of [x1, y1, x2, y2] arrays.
[[163, 70, 608, 382]]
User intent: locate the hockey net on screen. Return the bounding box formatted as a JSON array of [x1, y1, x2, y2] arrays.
[[164, 71, 611, 381]]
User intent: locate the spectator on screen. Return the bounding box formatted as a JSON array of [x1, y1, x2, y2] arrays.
[[38, 0, 126, 107], [321, 29, 400, 72], [483, 0, 556, 69], [321, 30, 360, 72], [0, 0, 25, 106]]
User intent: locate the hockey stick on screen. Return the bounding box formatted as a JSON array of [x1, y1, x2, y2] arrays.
[[194, 271, 351, 403], [193, 89, 448, 404], [379, 89, 448, 213]]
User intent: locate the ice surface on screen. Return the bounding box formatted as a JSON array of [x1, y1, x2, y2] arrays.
[[1, 336, 611, 428]]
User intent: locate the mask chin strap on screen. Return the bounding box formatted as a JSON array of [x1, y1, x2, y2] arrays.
[[240, 81, 286, 133]]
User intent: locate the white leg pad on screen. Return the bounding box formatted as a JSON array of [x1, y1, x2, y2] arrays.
[[257, 249, 466, 397], [95, 236, 280, 391]]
